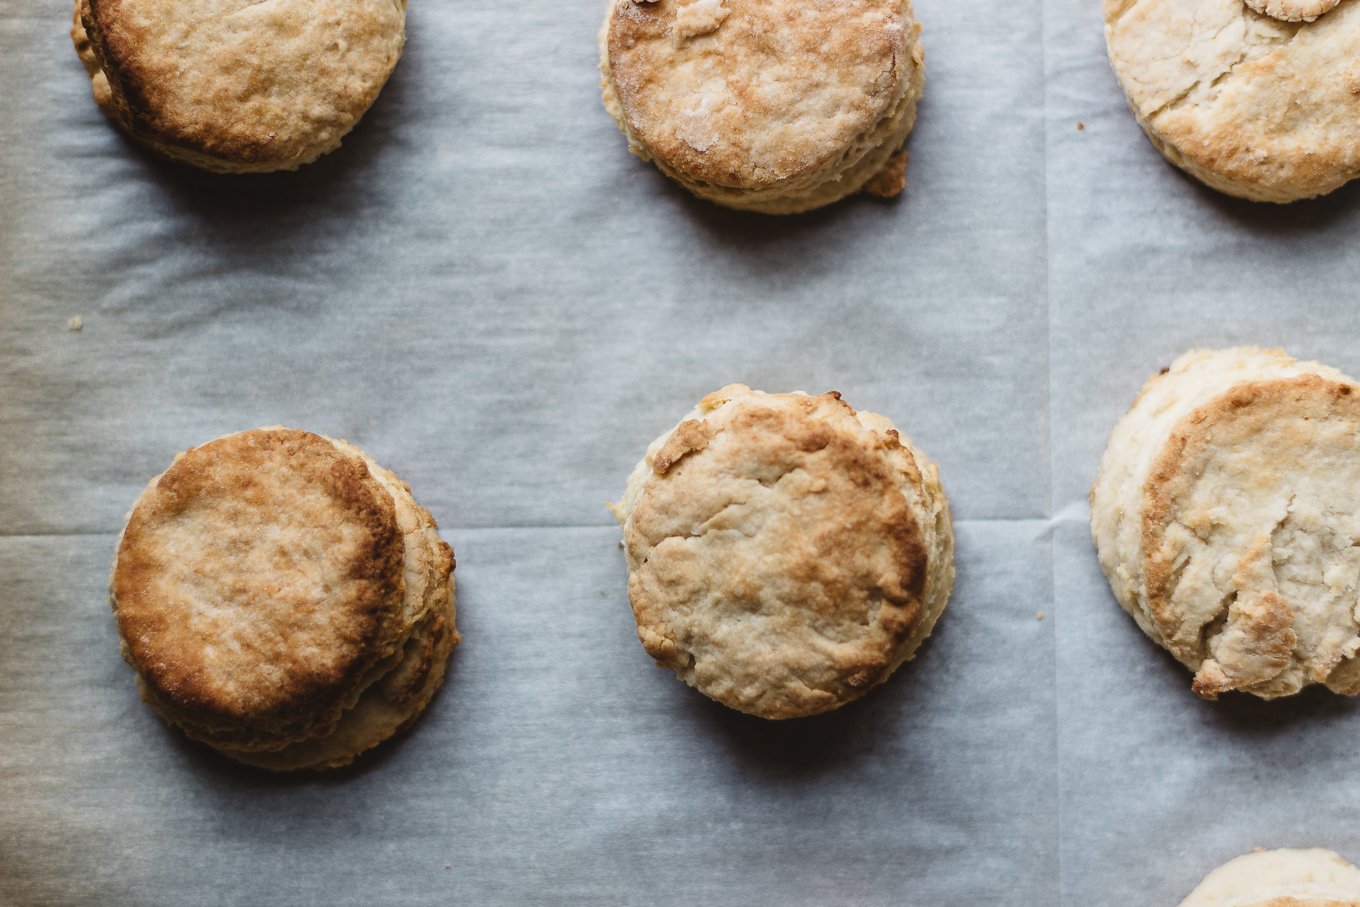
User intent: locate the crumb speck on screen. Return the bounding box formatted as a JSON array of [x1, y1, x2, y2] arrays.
[[1076, 122, 1085, 132], [674, 0, 730, 41], [1036, 611, 1045, 621], [67, 315, 83, 332], [674, 80, 724, 152]]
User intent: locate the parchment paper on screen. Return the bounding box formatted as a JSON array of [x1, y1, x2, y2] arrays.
[[1, 0, 1357, 902]]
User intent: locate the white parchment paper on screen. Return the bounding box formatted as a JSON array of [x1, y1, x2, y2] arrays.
[[2, 0, 1358, 902]]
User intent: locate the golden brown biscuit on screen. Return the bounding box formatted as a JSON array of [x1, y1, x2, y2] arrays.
[[612, 386, 954, 718], [1180, 849, 1360, 907], [599, 0, 925, 214], [1091, 348, 1360, 700], [1104, 0, 1360, 202], [112, 428, 457, 770], [72, 0, 406, 173]]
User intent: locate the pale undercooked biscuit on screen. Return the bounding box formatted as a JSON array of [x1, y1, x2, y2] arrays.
[[1180, 849, 1360, 907], [111, 427, 457, 770], [611, 385, 954, 718], [1104, 0, 1360, 202], [72, 0, 406, 173], [1091, 347, 1360, 700], [599, 0, 925, 214]]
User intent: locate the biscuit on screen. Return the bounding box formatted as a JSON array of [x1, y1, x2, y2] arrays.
[[612, 385, 954, 719], [111, 428, 457, 770], [1104, 0, 1360, 202], [1180, 849, 1360, 907], [72, 0, 406, 173], [1091, 348, 1360, 700], [599, 0, 925, 214]]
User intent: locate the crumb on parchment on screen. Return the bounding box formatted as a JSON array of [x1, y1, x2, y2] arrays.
[[67, 315, 83, 331]]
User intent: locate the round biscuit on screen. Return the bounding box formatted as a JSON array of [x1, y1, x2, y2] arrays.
[[600, 0, 924, 213], [614, 385, 954, 719], [1104, 0, 1360, 202], [72, 0, 406, 172], [112, 427, 458, 770]]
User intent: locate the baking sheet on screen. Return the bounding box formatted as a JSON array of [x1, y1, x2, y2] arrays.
[[0, 0, 1357, 902]]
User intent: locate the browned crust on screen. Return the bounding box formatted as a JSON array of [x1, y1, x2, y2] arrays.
[[74, 0, 405, 172], [112, 429, 406, 735], [221, 565, 458, 771], [1151, 106, 1360, 205], [862, 149, 908, 198], [605, 0, 914, 191], [624, 391, 934, 719], [1141, 374, 1360, 695], [1104, 0, 1360, 203]]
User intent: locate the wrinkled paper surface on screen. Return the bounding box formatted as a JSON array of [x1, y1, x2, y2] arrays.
[[3, 0, 1360, 902]]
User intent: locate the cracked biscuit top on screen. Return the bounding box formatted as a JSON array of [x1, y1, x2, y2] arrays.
[[112, 428, 406, 726], [1092, 348, 1360, 700], [1179, 848, 1360, 907], [604, 0, 916, 190], [1104, 0, 1360, 201], [615, 385, 953, 719], [73, 0, 405, 171]]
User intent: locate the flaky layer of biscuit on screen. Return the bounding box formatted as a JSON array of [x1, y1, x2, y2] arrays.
[[600, 0, 924, 213], [1091, 348, 1360, 700], [614, 386, 953, 719], [113, 428, 457, 770], [644, 60, 922, 214], [1180, 849, 1360, 907], [73, 0, 406, 173], [1104, 0, 1360, 203], [217, 439, 460, 770], [219, 547, 456, 771]]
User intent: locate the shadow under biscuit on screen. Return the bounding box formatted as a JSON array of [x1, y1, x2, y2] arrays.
[[113, 37, 418, 260], [662, 616, 951, 781], [1186, 170, 1360, 236], [151, 647, 460, 790], [1191, 683, 1357, 739], [646, 183, 912, 298]]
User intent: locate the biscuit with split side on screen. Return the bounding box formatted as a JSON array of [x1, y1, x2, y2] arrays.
[[1091, 348, 1360, 700]]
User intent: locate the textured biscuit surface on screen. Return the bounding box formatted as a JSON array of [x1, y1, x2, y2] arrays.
[[73, 0, 405, 172], [1245, 0, 1343, 21], [615, 386, 953, 718], [1091, 348, 1360, 700], [600, 0, 924, 213], [1180, 849, 1360, 907], [113, 428, 457, 770], [1104, 0, 1360, 202]]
